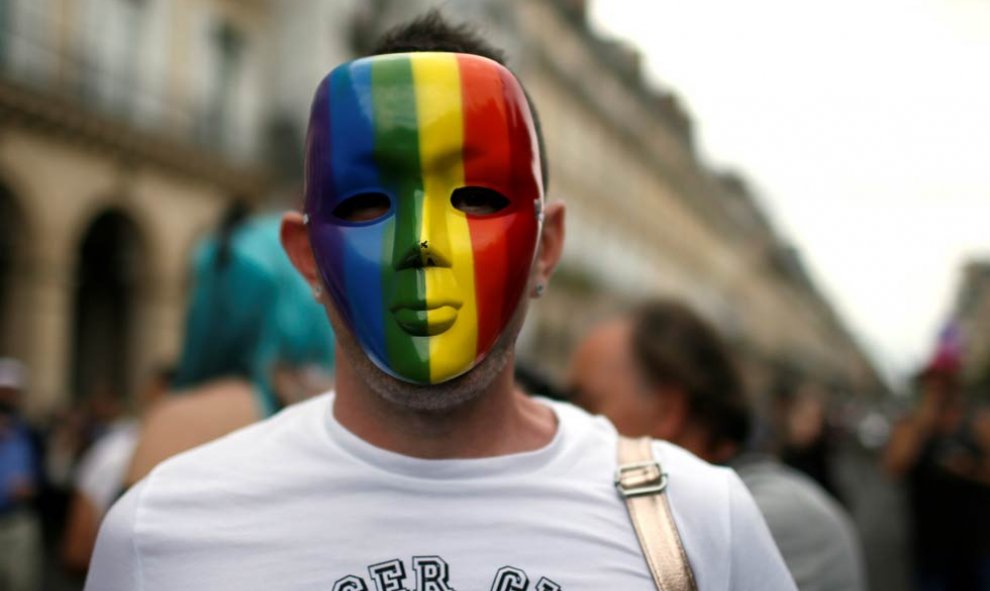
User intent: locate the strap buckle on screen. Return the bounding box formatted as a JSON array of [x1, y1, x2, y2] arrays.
[[614, 460, 668, 498]]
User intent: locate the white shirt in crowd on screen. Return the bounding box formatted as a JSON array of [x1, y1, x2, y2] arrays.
[[85, 394, 796, 591], [74, 420, 140, 517]]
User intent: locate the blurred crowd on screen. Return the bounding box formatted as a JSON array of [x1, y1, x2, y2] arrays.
[[2, 212, 990, 591], [0, 209, 335, 591]]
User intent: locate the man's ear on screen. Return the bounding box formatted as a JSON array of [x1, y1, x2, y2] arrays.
[[281, 212, 320, 288], [531, 200, 565, 296]]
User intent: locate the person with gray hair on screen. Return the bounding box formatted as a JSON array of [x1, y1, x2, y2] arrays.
[[569, 300, 867, 591]]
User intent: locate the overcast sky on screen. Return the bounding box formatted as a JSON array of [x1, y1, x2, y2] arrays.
[[590, 0, 990, 385]]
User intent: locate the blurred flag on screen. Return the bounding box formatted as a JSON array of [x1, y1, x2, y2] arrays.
[[924, 321, 963, 376]]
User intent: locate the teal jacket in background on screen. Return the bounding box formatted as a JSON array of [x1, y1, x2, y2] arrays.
[[172, 214, 334, 416]]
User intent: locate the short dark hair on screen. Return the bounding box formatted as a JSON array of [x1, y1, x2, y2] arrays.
[[371, 10, 549, 191], [631, 300, 751, 447]]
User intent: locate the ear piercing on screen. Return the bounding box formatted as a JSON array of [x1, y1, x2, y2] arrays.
[[313, 285, 323, 299], [534, 283, 545, 298], [302, 214, 310, 225]]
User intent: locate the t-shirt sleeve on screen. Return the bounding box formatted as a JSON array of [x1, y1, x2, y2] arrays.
[[84, 479, 146, 591], [726, 471, 797, 591]]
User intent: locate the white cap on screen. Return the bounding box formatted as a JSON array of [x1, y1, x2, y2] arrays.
[[0, 358, 26, 390]]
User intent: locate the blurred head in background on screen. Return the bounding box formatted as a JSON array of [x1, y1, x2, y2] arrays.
[[0, 358, 26, 432], [568, 300, 749, 463], [915, 360, 962, 412], [172, 209, 335, 416], [916, 321, 965, 410]]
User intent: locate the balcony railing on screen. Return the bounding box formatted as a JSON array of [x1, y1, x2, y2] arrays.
[[0, 5, 259, 165]]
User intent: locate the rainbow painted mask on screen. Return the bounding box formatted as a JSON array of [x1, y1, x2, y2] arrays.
[[304, 52, 544, 384]]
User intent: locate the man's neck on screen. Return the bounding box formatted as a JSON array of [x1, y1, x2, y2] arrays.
[[332, 354, 557, 460]]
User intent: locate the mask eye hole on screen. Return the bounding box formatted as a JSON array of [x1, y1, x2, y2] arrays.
[[451, 186, 510, 216], [332, 192, 391, 223]]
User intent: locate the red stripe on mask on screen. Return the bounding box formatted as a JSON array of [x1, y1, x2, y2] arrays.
[[458, 55, 542, 360]]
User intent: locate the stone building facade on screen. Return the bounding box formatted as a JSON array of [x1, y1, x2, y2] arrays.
[[0, 0, 881, 419], [952, 260, 990, 393]]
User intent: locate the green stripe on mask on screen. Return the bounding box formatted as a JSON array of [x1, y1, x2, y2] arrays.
[[372, 55, 430, 383]]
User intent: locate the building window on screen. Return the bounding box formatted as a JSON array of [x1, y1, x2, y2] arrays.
[[203, 21, 244, 150], [119, 0, 147, 113], [79, 0, 149, 116], [0, 0, 8, 67], [71, 209, 145, 404], [5, 0, 58, 84]]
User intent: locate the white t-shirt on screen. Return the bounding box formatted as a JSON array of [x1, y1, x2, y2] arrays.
[[85, 394, 795, 591], [74, 419, 140, 516]]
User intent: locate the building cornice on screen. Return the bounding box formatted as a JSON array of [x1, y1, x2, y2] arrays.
[[0, 78, 268, 197]]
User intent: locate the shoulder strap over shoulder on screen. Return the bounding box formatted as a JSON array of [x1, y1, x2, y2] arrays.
[[615, 436, 698, 591]]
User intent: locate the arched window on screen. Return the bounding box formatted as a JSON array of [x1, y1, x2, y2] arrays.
[[70, 209, 145, 403], [0, 182, 27, 358]]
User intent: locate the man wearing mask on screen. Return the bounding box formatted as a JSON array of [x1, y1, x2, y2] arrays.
[[87, 13, 794, 591]]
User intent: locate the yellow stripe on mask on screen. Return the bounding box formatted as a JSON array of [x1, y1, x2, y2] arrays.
[[411, 53, 479, 382]]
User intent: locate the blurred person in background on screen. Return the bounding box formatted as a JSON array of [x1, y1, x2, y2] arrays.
[[775, 383, 843, 502], [569, 300, 866, 591], [122, 206, 335, 487], [972, 403, 990, 486], [884, 337, 990, 591], [59, 365, 173, 576], [0, 357, 41, 591], [41, 387, 119, 526]]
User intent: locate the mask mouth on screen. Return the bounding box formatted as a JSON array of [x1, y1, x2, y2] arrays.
[[390, 298, 462, 336]]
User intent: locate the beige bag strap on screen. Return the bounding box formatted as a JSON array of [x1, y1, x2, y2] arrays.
[[615, 436, 698, 591]]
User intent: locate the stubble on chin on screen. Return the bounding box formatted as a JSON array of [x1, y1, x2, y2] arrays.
[[328, 304, 521, 414], [359, 338, 513, 413]]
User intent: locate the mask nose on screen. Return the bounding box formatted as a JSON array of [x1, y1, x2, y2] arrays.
[[395, 238, 451, 270], [395, 204, 454, 271]]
